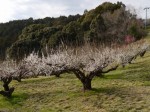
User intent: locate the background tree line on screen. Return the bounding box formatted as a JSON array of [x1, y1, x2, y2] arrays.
[[0, 2, 147, 60], [0, 15, 81, 60]]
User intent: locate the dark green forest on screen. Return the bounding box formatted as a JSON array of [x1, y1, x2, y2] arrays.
[[0, 2, 146, 60]]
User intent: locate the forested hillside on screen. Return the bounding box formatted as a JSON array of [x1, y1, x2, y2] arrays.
[[0, 15, 80, 59], [0, 2, 146, 60]]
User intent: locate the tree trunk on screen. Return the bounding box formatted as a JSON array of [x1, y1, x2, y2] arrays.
[[81, 77, 92, 90], [55, 74, 60, 77], [0, 87, 14, 98], [0, 77, 14, 97], [3, 83, 10, 91], [13, 76, 21, 82], [73, 69, 93, 91], [140, 50, 146, 57]]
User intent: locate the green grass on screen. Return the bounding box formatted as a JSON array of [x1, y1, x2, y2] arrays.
[[1, 42, 150, 112]]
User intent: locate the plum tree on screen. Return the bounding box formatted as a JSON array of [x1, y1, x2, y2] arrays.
[[39, 45, 120, 90], [0, 59, 33, 97], [118, 40, 150, 67], [0, 60, 19, 97]]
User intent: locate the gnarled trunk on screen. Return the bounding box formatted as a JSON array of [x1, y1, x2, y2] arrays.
[[55, 74, 60, 77], [0, 87, 14, 98], [0, 77, 14, 97], [13, 76, 21, 82], [73, 69, 93, 90], [81, 77, 92, 90], [140, 50, 146, 57]]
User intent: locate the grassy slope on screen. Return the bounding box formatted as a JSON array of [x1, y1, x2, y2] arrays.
[[1, 40, 150, 112]]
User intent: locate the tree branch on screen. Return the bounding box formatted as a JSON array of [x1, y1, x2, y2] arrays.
[[102, 65, 119, 73]]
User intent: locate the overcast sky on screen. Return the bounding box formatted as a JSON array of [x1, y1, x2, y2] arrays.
[[0, 0, 150, 23]]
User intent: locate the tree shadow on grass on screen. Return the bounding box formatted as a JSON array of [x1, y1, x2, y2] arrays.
[[5, 92, 29, 106], [91, 86, 143, 100], [91, 87, 119, 95]]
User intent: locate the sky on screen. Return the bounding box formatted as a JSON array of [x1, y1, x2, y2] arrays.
[[0, 0, 150, 23]]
